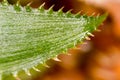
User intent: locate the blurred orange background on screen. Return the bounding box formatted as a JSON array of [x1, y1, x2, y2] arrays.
[[2, 0, 120, 80]]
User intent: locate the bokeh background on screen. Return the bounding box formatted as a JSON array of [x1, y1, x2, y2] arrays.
[[1, 0, 120, 80]]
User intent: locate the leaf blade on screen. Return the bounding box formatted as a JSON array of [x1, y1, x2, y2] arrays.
[[0, 2, 107, 78]]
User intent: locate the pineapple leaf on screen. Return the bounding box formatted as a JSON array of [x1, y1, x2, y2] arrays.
[[0, 0, 107, 79]]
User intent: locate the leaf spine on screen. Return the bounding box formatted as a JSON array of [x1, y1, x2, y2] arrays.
[[97, 13, 100, 18], [57, 6, 64, 16], [53, 57, 61, 62], [25, 2, 33, 12], [87, 33, 94, 37], [74, 41, 77, 47], [91, 12, 96, 16], [13, 72, 21, 80], [96, 29, 101, 32], [66, 9, 73, 17], [47, 4, 55, 14], [14, 1, 21, 12], [85, 36, 91, 40], [2, 0, 8, 6], [43, 63, 50, 68], [74, 11, 81, 18], [38, 2, 45, 12], [32, 67, 41, 72], [24, 69, 31, 76]]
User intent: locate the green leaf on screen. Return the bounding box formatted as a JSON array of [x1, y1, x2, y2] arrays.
[[0, 1, 107, 79]]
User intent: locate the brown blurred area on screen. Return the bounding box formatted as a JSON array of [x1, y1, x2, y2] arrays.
[[2, 0, 120, 80]]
